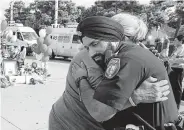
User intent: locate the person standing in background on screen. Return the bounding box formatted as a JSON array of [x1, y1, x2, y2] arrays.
[[169, 34, 184, 109], [17, 46, 26, 68], [160, 37, 170, 59]]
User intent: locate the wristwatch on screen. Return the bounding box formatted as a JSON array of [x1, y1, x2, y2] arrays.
[[129, 97, 137, 107]]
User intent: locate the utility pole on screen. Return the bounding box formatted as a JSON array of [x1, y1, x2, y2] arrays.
[[54, 0, 58, 27], [10, 0, 15, 22], [115, 2, 117, 14]]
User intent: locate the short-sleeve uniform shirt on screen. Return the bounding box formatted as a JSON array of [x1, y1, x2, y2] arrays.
[[94, 43, 178, 128]]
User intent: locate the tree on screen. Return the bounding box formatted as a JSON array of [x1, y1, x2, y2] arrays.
[[145, 0, 171, 30], [147, 0, 184, 31], [4, 1, 27, 23], [173, 1, 184, 38], [80, 0, 144, 20], [4, 0, 85, 33]]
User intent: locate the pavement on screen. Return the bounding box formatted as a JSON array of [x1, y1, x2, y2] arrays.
[[1, 57, 70, 130], [1, 57, 184, 130]]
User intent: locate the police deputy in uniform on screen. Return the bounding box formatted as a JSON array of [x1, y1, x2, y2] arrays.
[[71, 15, 183, 130], [49, 16, 174, 130]]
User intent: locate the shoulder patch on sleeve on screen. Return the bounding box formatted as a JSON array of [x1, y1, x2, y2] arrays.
[[105, 58, 120, 79]]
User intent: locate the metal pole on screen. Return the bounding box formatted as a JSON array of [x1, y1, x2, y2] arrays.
[[10, 0, 15, 22], [55, 0, 58, 26], [115, 2, 117, 14]]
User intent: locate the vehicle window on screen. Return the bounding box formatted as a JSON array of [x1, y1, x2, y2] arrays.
[[72, 35, 80, 44], [63, 36, 70, 43], [17, 32, 23, 41], [58, 35, 71, 43], [58, 36, 64, 42], [21, 32, 38, 41]]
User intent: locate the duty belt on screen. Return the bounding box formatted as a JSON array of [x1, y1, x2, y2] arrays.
[[112, 115, 184, 130]]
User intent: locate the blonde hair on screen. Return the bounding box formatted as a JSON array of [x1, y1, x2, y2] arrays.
[[112, 13, 148, 42]]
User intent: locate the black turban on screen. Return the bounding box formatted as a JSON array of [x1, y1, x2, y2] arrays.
[[77, 16, 125, 43]]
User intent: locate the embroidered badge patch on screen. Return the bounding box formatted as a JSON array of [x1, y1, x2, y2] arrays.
[[105, 58, 120, 79]]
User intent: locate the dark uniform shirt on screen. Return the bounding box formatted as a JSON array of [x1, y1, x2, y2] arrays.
[[94, 43, 178, 130]]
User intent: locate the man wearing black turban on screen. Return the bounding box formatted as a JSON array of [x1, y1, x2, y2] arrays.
[[72, 16, 182, 130], [49, 16, 175, 130], [76, 16, 125, 43]]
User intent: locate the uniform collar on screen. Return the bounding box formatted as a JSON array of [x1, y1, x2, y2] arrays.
[[114, 41, 136, 55]]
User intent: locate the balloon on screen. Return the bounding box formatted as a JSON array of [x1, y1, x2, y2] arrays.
[[31, 44, 41, 54], [6, 30, 13, 42], [43, 35, 52, 46], [44, 47, 52, 56], [3, 30, 9, 39], [32, 62, 38, 69], [34, 47, 41, 54], [11, 35, 17, 42], [31, 43, 37, 49], [41, 56, 50, 62], [36, 47, 41, 54], [36, 53, 43, 60], [40, 44, 47, 53], [1, 20, 8, 31], [6, 35, 12, 42], [39, 29, 46, 38], [46, 26, 52, 35], [37, 37, 44, 45], [7, 30, 13, 38]]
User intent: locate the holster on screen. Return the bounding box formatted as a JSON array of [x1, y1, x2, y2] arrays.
[[164, 115, 184, 130], [112, 116, 184, 130], [175, 115, 184, 129]]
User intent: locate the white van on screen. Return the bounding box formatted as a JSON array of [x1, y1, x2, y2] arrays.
[[49, 27, 82, 59], [6, 23, 38, 55]]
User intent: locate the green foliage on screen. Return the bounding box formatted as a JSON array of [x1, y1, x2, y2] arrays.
[[4, 0, 85, 33], [175, 1, 184, 17], [4, 1, 26, 22], [146, 0, 170, 29], [4, 0, 183, 37], [80, 1, 144, 20]]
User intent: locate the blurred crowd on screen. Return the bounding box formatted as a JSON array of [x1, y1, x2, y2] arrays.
[[146, 34, 184, 109]]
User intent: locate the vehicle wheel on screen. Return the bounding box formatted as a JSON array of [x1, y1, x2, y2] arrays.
[[50, 51, 55, 59]]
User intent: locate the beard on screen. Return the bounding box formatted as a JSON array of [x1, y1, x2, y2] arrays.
[[91, 49, 114, 71], [91, 53, 106, 71]]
